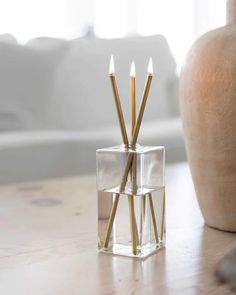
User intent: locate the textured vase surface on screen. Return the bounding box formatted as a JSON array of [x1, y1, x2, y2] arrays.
[[180, 0, 236, 231]]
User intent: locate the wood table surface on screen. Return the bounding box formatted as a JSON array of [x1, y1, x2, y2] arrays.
[[0, 162, 235, 295]]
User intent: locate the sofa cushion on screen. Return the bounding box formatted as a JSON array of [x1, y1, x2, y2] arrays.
[[0, 117, 185, 184], [0, 35, 68, 131]]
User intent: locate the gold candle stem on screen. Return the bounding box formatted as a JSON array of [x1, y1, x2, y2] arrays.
[[139, 195, 146, 245], [129, 63, 138, 253], [104, 65, 129, 249], [148, 193, 159, 244], [104, 193, 120, 248], [130, 153, 139, 246], [131, 74, 152, 146], [119, 152, 134, 192], [128, 195, 137, 255], [131, 76, 136, 135], [130, 64, 137, 194], [131, 153, 137, 194], [160, 190, 165, 241], [110, 74, 129, 146]]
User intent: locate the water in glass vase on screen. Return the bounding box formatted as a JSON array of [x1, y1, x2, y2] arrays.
[[98, 186, 165, 258]]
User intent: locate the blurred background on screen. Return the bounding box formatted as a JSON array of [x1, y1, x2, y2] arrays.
[[0, 0, 226, 184]]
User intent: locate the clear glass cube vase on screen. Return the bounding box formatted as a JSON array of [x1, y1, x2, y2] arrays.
[[96, 144, 165, 258]]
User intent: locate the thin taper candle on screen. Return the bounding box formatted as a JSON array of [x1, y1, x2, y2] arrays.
[[130, 61, 137, 254], [104, 56, 129, 249], [130, 61, 136, 135], [160, 190, 165, 240], [109, 56, 129, 145], [130, 61, 137, 194], [131, 58, 153, 146]]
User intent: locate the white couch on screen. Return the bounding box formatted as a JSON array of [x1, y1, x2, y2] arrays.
[[0, 34, 185, 184]]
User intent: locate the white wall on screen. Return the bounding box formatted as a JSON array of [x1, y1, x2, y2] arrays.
[[0, 0, 227, 69]]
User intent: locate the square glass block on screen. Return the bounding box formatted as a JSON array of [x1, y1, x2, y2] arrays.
[[96, 145, 165, 258]]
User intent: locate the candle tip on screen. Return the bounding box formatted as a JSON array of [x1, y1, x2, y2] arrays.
[[109, 55, 115, 74], [148, 58, 153, 75], [130, 61, 136, 77]]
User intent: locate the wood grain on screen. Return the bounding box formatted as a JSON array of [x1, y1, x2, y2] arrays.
[[0, 162, 235, 295]]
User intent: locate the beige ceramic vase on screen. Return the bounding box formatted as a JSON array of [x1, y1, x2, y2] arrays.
[[180, 0, 236, 232]]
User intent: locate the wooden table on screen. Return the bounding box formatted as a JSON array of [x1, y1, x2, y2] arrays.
[[0, 162, 235, 295]]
